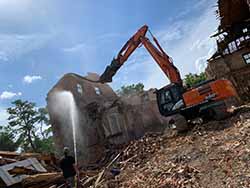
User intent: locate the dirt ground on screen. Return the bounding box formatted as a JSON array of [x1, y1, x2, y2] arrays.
[[97, 105, 250, 188]]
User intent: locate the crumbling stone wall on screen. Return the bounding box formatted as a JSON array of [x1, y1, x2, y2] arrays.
[[47, 73, 118, 165], [47, 73, 170, 165]]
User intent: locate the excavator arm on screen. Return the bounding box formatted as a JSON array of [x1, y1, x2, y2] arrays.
[[99, 25, 182, 86]]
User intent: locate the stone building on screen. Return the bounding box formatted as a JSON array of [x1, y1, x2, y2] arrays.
[[205, 0, 250, 101], [47, 73, 170, 165]]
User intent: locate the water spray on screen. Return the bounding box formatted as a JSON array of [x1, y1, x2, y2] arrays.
[[67, 92, 78, 165], [52, 91, 79, 164]]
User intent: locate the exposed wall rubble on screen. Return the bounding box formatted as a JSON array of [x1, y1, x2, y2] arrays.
[[47, 73, 170, 165], [217, 0, 250, 31], [205, 0, 250, 101]]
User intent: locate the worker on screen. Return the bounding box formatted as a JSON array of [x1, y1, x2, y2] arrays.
[[60, 147, 79, 188]]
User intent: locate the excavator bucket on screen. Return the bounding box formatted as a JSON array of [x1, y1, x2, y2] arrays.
[[99, 59, 122, 83]]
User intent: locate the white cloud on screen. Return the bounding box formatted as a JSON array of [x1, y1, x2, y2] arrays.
[[0, 0, 53, 29], [156, 21, 186, 43], [63, 43, 86, 53], [0, 107, 8, 125], [0, 0, 32, 21], [0, 51, 8, 61], [23, 75, 42, 84], [0, 0, 31, 8], [63, 32, 123, 53], [195, 41, 217, 72], [177, 0, 209, 19], [96, 33, 122, 41], [0, 0, 60, 64], [0, 33, 55, 62], [0, 91, 22, 100]]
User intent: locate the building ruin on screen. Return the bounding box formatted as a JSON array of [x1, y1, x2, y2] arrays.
[[47, 73, 170, 165], [205, 0, 250, 101]]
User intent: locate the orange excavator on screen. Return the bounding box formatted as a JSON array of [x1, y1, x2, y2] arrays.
[[99, 25, 238, 131]]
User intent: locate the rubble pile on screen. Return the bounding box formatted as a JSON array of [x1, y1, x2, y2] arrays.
[[80, 105, 250, 188], [1, 105, 250, 187], [119, 133, 164, 166], [0, 152, 63, 188]]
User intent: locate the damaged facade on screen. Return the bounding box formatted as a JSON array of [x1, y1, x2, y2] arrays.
[[205, 0, 250, 101], [47, 73, 170, 165]]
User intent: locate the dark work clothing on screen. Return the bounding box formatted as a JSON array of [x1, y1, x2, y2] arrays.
[[60, 155, 76, 178]]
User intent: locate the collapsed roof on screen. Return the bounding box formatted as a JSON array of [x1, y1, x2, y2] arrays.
[[217, 0, 250, 31], [208, 0, 250, 59]]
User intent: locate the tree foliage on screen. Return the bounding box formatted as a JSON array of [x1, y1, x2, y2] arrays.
[[34, 136, 54, 153], [0, 126, 18, 151], [183, 72, 207, 88], [7, 100, 39, 151], [116, 83, 144, 97], [5, 99, 53, 153]]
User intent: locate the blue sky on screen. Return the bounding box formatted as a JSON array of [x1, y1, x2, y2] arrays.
[[0, 0, 218, 124]]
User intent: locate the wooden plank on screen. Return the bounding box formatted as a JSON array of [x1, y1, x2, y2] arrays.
[[0, 158, 47, 186]]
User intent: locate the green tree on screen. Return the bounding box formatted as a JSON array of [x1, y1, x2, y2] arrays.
[[6, 100, 53, 153], [37, 108, 50, 139], [34, 136, 54, 153], [35, 107, 54, 153], [7, 100, 38, 151], [0, 126, 18, 151], [183, 72, 207, 88], [116, 83, 144, 96]]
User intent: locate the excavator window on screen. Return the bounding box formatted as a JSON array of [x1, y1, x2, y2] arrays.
[[159, 90, 174, 113], [160, 90, 172, 104], [156, 84, 184, 116]]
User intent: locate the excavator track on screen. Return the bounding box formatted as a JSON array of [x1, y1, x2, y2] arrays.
[[169, 114, 188, 132]]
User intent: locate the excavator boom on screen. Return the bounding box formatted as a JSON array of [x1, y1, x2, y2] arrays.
[[99, 25, 182, 86]]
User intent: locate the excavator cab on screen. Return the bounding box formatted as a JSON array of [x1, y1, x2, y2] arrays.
[[156, 83, 184, 116]]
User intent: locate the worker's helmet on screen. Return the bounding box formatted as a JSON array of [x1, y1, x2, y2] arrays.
[[63, 147, 69, 155]]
